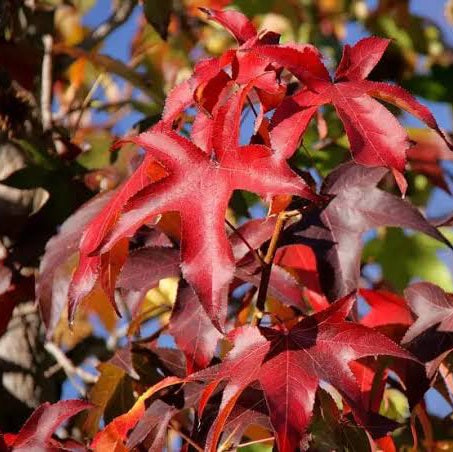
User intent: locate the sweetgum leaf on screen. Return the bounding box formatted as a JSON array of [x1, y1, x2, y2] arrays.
[[261, 37, 453, 189], [200, 8, 257, 44], [117, 247, 180, 292], [407, 128, 453, 193], [73, 121, 319, 329], [127, 400, 177, 450], [284, 162, 451, 301], [91, 376, 184, 450], [169, 282, 222, 374], [36, 191, 113, 337], [217, 387, 271, 450], [8, 400, 91, 450], [360, 289, 413, 329], [192, 293, 416, 451], [403, 282, 453, 344], [335, 37, 390, 82], [68, 157, 168, 320]]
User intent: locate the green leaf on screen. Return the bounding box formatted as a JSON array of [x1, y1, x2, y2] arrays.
[[379, 389, 410, 423], [240, 444, 273, 452], [363, 228, 453, 292], [404, 65, 453, 103], [13, 139, 59, 171], [76, 130, 113, 170]]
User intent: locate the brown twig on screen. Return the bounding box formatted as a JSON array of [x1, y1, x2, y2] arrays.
[[169, 421, 203, 452], [132, 323, 169, 344], [41, 34, 53, 131], [252, 210, 299, 326]]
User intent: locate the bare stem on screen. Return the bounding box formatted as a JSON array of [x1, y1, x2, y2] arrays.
[[73, 73, 105, 132], [247, 96, 258, 117], [41, 34, 53, 131], [238, 436, 275, 448], [252, 211, 295, 326], [169, 421, 203, 452]]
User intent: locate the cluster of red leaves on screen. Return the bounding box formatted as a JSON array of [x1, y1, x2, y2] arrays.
[[19, 8, 453, 452]]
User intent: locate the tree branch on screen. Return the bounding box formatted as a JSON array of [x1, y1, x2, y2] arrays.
[[252, 210, 300, 326], [169, 421, 203, 452], [44, 342, 98, 392], [80, 0, 137, 51], [41, 34, 53, 132]]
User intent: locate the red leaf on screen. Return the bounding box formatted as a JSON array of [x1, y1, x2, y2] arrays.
[[252, 44, 331, 91], [91, 376, 183, 450], [285, 162, 450, 301], [275, 245, 329, 311], [407, 129, 453, 192], [117, 247, 180, 292], [126, 400, 177, 450], [334, 37, 390, 82], [74, 122, 318, 329], [266, 37, 451, 186], [169, 282, 222, 373], [200, 8, 257, 44], [235, 259, 309, 310], [230, 216, 278, 262], [37, 192, 113, 336], [403, 282, 453, 344], [360, 289, 413, 329], [192, 293, 416, 451], [212, 72, 283, 161], [9, 400, 91, 450]]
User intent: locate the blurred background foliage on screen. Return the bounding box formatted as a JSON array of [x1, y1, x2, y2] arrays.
[[1, 0, 453, 448]]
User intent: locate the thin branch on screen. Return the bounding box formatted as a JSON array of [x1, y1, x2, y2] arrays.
[[301, 141, 315, 167], [238, 436, 275, 448], [44, 342, 98, 387], [252, 210, 300, 326], [247, 96, 259, 117], [41, 34, 53, 131], [169, 421, 203, 452], [218, 424, 241, 452], [132, 323, 169, 344], [80, 0, 137, 51], [73, 73, 105, 132]]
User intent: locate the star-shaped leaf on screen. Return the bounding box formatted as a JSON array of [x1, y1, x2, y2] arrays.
[[71, 119, 319, 329], [403, 282, 453, 344], [192, 293, 416, 452], [284, 162, 450, 301], [258, 37, 453, 191]]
